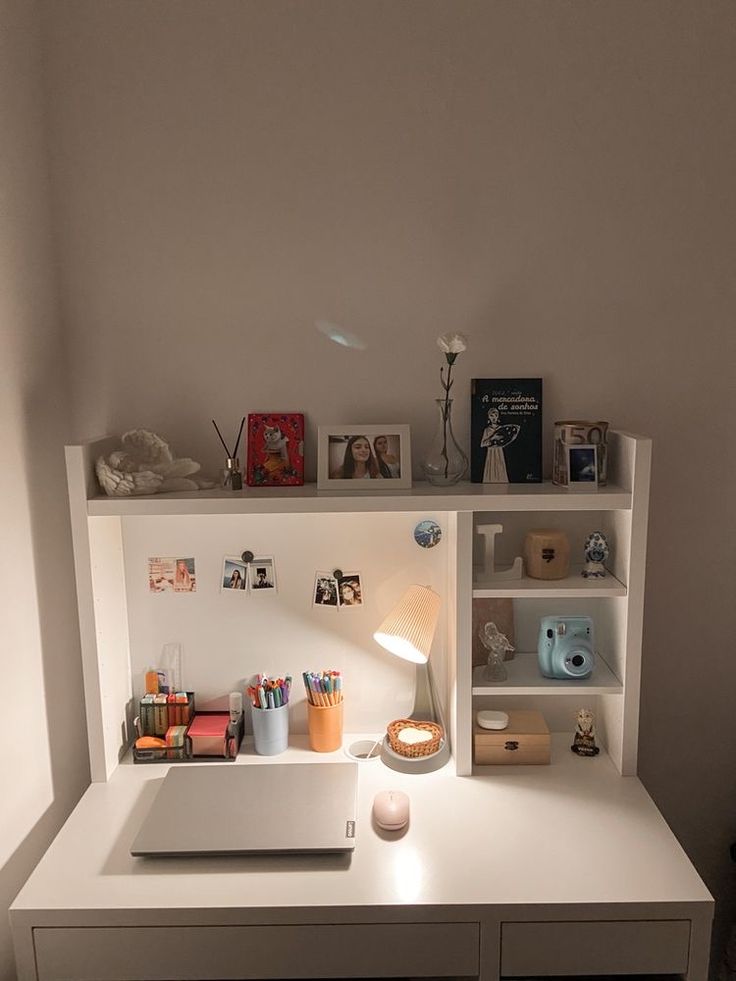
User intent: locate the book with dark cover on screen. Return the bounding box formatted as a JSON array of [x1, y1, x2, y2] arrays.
[[470, 378, 543, 483]]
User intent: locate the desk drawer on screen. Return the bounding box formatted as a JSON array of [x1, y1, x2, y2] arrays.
[[501, 920, 690, 976], [34, 922, 480, 981]]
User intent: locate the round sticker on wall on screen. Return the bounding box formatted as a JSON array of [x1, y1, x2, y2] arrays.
[[413, 520, 442, 549]]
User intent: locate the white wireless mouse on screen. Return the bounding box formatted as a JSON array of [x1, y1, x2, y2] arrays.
[[373, 790, 410, 831]]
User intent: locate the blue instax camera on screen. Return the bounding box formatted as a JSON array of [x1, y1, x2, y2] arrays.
[[538, 615, 595, 680]]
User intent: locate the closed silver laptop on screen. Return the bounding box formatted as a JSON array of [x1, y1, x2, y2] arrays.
[[131, 762, 358, 857]]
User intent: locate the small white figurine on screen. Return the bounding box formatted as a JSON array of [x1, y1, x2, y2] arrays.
[[582, 531, 610, 579], [571, 708, 600, 757], [480, 622, 514, 683], [96, 430, 213, 496]]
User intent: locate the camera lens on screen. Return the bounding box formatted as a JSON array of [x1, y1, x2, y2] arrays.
[[546, 629, 554, 639], [564, 647, 593, 678]]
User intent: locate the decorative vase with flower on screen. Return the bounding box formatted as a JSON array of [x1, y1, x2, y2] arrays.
[[421, 333, 469, 486]]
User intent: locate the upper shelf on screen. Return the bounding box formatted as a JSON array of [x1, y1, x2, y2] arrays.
[[85, 480, 632, 516], [473, 568, 627, 598]]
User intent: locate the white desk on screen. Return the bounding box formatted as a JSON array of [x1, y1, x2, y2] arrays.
[[11, 736, 713, 981]]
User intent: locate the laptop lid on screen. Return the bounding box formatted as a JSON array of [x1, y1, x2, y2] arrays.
[[131, 762, 358, 857]]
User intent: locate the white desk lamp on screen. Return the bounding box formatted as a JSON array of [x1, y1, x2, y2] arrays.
[[373, 584, 450, 773]]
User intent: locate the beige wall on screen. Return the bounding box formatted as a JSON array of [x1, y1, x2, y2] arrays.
[[0, 1, 88, 976], [31, 0, 736, 972]]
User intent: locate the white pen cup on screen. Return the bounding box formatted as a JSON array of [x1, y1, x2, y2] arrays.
[[251, 703, 289, 756]]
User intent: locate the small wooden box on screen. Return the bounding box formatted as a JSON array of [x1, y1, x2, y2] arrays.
[[474, 710, 551, 765]]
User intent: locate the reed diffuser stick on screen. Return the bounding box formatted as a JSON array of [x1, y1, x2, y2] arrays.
[[211, 419, 231, 457], [232, 416, 246, 458]]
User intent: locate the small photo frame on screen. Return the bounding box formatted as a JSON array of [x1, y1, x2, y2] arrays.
[[249, 557, 277, 593], [317, 425, 411, 490], [313, 572, 339, 609], [337, 573, 363, 609], [246, 413, 305, 486], [222, 556, 247, 592], [567, 444, 598, 488]]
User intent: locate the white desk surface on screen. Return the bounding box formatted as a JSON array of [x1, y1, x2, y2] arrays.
[[13, 735, 711, 916]]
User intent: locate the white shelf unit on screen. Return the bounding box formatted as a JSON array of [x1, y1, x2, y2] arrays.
[[66, 430, 650, 784], [13, 429, 715, 981], [449, 430, 650, 778]]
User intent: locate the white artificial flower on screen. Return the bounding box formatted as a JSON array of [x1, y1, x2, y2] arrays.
[[437, 332, 468, 355]]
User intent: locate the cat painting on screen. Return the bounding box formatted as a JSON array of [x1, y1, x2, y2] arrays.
[[246, 413, 305, 486]]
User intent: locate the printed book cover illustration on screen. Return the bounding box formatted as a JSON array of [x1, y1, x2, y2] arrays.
[[470, 379, 543, 483], [246, 413, 305, 486]]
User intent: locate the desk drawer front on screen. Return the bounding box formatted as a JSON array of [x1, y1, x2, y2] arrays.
[[34, 922, 480, 981], [501, 919, 690, 976]]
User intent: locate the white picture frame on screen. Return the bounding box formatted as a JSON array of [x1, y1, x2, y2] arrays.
[[317, 425, 412, 490]]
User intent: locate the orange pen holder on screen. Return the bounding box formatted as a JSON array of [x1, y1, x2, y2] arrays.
[[307, 700, 344, 753]]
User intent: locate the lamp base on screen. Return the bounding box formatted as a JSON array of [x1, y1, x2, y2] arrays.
[[380, 735, 451, 774]]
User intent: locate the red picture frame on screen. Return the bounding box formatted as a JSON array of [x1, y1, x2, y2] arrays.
[[246, 413, 305, 486]]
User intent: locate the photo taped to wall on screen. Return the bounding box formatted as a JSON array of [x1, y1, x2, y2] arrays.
[[222, 556, 247, 592], [249, 557, 277, 593], [148, 557, 197, 593], [313, 572, 338, 609], [337, 573, 363, 609]]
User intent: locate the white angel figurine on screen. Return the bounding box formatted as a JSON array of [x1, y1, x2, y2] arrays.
[[480, 621, 514, 683], [95, 429, 213, 497]]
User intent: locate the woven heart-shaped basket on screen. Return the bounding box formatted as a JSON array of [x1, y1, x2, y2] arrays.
[[387, 719, 444, 758]]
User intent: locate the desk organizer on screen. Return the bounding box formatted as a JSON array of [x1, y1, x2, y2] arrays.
[[139, 691, 195, 737], [132, 708, 244, 764]]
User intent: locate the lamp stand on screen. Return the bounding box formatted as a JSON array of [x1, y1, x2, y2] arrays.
[[380, 661, 451, 773]]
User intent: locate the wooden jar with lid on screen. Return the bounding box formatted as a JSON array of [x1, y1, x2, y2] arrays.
[[523, 529, 570, 580]]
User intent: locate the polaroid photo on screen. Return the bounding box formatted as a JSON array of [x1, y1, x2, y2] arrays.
[[337, 572, 363, 610], [148, 557, 196, 593], [313, 572, 338, 610], [567, 444, 598, 489], [249, 557, 277, 594], [222, 556, 247, 593]]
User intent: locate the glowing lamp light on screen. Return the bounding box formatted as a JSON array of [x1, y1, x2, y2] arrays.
[[373, 584, 440, 665]]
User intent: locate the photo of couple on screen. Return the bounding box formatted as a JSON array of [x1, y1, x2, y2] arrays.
[[313, 571, 364, 610], [328, 434, 401, 480]]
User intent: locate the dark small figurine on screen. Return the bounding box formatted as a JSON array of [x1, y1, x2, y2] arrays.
[[571, 708, 600, 757], [582, 531, 609, 579]]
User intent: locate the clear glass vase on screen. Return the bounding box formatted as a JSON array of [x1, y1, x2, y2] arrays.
[[422, 398, 468, 486]]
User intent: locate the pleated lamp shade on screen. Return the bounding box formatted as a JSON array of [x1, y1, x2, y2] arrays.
[[373, 585, 441, 664]]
